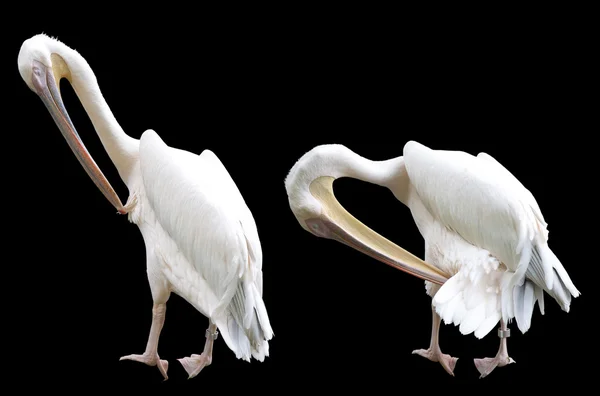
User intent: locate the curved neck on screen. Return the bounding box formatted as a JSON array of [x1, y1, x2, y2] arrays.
[[56, 48, 138, 183], [290, 145, 411, 205]]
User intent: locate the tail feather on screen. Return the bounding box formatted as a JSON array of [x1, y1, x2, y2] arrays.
[[512, 279, 538, 333], [248, 310, 270, 361], [510, 242, 579, 333], [251, 278, 274, 340], [227, 314, 252, 362], [219, 280, 273, 362], [525, 243, 579, 311], [534, 283, 545, 315]]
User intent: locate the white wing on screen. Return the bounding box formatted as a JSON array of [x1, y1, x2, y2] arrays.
[[476, 151, 548, 241], [403, 141, 579, 333], [138, 130, 273, 361], [194, 147, 265, 295]]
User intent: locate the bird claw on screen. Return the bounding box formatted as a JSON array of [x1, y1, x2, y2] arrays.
[[178, 353, 212, 379], [412, 347, 458, 376], [119, 352, 169, 380], [474, 355, 515, 379]]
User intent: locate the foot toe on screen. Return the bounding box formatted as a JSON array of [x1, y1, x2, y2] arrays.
[[474, 357, 497, 378], [411, 349, 430, 358], [119, 354, 142, 363], [157, 358, 169, 380], [440, 355, 458, 376], [119, 353, 168, 379], [177, 356, 195, 377], [412, 348, 458, 376], [178, 354, 211, 379]]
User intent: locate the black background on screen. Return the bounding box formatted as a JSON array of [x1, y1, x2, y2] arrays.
[[8, 6, 594, 392]]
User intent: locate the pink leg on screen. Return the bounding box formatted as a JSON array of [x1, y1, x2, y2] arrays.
[[474, 319, 515, 379], [120, 303, 169, 380], [412, 306, 459, 376], [178, 322, 218, 379]]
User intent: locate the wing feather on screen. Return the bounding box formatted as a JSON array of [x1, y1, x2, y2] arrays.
[[138, 130, 273, 360], [138, 131, 251, 312], [403, 141, 543, 276], [405, 141, 579, 332]]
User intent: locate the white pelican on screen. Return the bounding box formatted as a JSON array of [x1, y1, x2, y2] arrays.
[[18, 34, 274, 380], [284, 142, 579, 378]]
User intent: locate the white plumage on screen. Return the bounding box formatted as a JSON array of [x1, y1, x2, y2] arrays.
[[18, 33, 273, 380], [403, 141, 579, 335], [285, 141, 579, 378], [137, 134, 272, 361]]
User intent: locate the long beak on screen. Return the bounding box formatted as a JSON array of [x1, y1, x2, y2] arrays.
[[30, 59, 126, 214], [309, 176, 448, 285]]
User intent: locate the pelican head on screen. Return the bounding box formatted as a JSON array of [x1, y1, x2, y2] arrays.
[[284, 145, 336, 238], [285, 144, 448, 285], [18, 34, 126, 214]]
